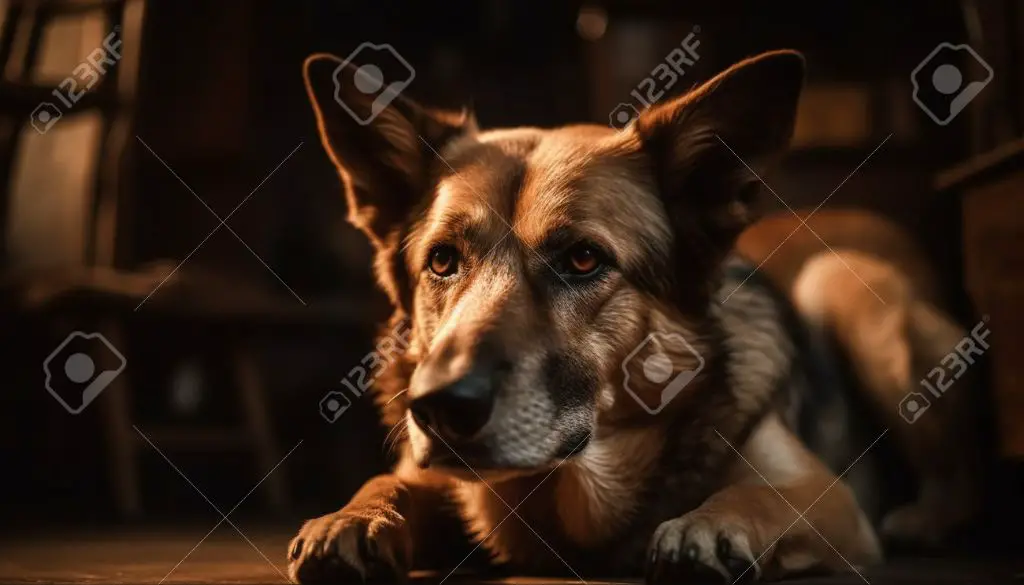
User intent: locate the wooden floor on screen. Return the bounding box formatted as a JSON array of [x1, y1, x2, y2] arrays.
[[0, 527, 1021, 584]]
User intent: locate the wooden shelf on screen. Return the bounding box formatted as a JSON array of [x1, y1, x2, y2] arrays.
[[935, 137, 1024, 192], [951, 138, 1024, 459]]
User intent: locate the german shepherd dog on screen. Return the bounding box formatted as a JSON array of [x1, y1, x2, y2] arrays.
[[289, 49, 978, 583]]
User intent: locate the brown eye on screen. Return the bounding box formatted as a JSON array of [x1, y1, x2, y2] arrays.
[[564, 244, 602, 276], [428, 246, 459, 277]]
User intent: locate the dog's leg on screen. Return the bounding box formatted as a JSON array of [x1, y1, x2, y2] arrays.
[[287, 464, 455, 583], [876, 301, 981, 544], [792, 251, 980, 544], [647, 414, 881, 583]]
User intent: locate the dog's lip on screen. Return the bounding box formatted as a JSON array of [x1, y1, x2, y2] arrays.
[[421, 447, 490, 470], [416, 432, 588, 474], [419, 449, 458, 469], [420, 448, 559, 480]]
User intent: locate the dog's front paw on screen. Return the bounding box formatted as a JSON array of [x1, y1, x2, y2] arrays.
[[646, 512, 762, 584], [287, 508, 411, 584]]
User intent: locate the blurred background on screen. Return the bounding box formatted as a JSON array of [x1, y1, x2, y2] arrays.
[[0, 0, 1022, 579]]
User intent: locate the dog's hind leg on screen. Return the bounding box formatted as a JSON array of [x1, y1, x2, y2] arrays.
[[791, 250, 980, 545], [879, 300, 982, 544]]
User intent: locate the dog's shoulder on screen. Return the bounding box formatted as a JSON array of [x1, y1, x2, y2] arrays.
[[717, 254, 870, 476], [716, 255, 800, 416]]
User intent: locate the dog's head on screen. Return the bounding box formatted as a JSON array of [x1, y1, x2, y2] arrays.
[[304, 51, 803, 477]]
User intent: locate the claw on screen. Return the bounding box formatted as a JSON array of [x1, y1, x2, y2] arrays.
[[287, 511, 411, 585], [647, 514, 764, 584]]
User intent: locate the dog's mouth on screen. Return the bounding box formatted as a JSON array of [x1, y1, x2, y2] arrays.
[[411, 427, 592, 483], [415, 440, 547, 478], [426, 453, 545, 483]]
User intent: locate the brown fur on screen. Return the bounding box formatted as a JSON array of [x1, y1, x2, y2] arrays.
[[288, 50, 886, 584], [738, 211, 980, 543]]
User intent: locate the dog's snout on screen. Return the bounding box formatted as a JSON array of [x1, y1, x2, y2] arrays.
[[410, 371, 495, 442]]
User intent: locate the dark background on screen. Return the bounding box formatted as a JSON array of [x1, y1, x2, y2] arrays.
[[0, 0, 1021, 555]]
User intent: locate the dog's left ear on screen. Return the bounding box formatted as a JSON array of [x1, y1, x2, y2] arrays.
[[304, 53, 476, 308], [632, 50, 804, 260], [303, 53, 476, 249]]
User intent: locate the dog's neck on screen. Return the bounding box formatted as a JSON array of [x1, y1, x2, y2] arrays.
[[450, 420, 667, 565], [553, 422, 667, 546]]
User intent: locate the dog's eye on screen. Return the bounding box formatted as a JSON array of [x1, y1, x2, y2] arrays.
[[428, 245, 459, 277], [563, 243, 602, 277]]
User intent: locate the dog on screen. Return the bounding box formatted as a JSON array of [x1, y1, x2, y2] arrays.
[[288, 49, 977, 583], [737, 210, 981, 545]]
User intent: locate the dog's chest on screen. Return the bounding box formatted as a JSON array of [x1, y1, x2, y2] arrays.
[[451, 429, 664, 569]]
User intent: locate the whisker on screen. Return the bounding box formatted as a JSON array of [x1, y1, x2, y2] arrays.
[[383, 423, 399, 453], [383, 420, 408, 455], [400, 232, 418, 254], [385, 387, 409, 407]]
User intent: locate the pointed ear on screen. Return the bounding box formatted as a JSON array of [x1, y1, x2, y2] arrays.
[[632, 50, 804, 259], [303, 53, 476, 249]]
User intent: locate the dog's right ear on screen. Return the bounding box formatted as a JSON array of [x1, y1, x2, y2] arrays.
[[628, 50, 803, 303], [303, 53, 476, 249]]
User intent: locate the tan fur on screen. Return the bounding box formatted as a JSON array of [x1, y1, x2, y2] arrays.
[[289, 50, 889, 584], [741, 210, 980, 543], [727, 414, 879, 578], [735, 210, 940, 303], [554, 426, 668, 547]]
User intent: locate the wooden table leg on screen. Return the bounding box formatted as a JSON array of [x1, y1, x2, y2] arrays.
[[233, 346, 288, 513]]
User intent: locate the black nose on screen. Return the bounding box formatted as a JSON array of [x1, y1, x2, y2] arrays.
[[409, 372, 494, 442]]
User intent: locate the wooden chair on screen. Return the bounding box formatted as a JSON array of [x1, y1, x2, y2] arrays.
[[0, 0, 303, 518]]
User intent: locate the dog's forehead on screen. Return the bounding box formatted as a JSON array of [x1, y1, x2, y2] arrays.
[[430, 125, 654, 245], [429, 128, 537, 223]]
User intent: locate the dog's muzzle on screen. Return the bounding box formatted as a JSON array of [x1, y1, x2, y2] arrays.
[[409, 367, 495, 444]]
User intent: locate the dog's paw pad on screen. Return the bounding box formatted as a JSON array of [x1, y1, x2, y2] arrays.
[[287, 510, 411, 584], [646, 513, 761, 584]]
